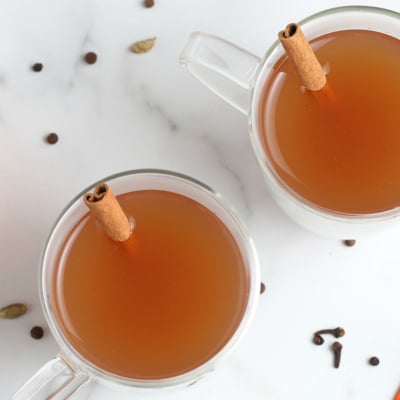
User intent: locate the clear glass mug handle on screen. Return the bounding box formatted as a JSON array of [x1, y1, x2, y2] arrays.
[[179, 32, 262, 115], [11, 356, 90, 400]]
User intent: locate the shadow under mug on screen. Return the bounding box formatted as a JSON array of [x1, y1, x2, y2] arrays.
[[180, 5, 400, 238], [12, 169, 260, 399]]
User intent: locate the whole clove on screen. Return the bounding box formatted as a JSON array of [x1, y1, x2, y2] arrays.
[[332, 341, 343, 368], [313, 327, 345, 339], [312, 334, 324, 345]]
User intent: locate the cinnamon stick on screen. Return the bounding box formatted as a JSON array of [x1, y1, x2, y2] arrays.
[[83, 183, 132, 241], [278, 23, 326, 91]]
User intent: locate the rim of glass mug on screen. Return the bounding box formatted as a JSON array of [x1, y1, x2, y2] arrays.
[[249, 5, 400, 227], [35, 169, 260, 394]]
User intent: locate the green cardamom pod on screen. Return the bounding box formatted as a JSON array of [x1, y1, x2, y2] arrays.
[[130, 37, 157, 54], [0, 303, 27, 319]]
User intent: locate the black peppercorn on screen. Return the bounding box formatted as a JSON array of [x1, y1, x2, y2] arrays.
[[31, 63, 43, 72], [369, 356, 380, 366], [46, 133, 59, 144], [144, 0, 154, 7], [30, 326, 44, 339], [84, 52, 97, 64]]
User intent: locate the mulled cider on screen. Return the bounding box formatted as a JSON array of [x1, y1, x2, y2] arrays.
[[259, 29, 400, 214], [52, 188, 250, 380]]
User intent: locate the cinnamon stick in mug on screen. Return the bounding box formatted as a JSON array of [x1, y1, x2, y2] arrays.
[[278, 23, 326, 91], [84, 183, 132, 241]]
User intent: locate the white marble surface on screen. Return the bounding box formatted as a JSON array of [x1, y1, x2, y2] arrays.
[[2, 0, 400, 398]]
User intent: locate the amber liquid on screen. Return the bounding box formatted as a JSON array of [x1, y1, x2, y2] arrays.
[[259, 30, 400, 214], [53, 190, 249, 379]]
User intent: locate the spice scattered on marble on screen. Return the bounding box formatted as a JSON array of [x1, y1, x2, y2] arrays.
[[30, 326, 44, 340]]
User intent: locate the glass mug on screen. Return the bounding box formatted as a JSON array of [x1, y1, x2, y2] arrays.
[[180, 6, 400, 238], [12, 169, 260, 399]]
